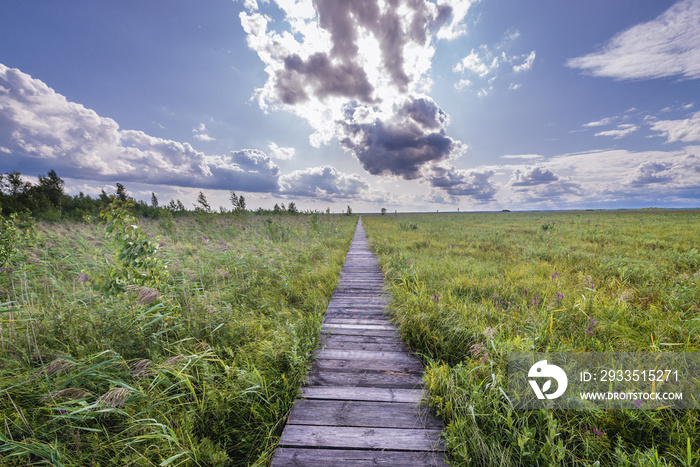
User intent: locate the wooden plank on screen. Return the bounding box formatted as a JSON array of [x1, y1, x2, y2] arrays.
[[324, 313, 387, 320], [321, 327, 398, 337], [278, 425, 445, 452], [317, 349, 420, 363], [320, 340, 407, 352], [271, 447, 449, 467], [324, 318, 391, 325], [301, 386, 425, 403], [313, 358, 424, 373], [319, 334, 404, 345], [322, 323, 396, 331], [287, 400, 444, 429], [307, 370, 424, 389]]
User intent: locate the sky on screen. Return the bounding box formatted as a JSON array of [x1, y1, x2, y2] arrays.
[[1, 0, 699, 212]]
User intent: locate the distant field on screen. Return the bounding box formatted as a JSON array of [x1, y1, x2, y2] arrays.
[[0, 207, 356, 466], [362, 209, 700, 466]]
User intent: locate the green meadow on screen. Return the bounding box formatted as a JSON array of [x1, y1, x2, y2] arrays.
[[2, 206, 699, 466], [362, 209, 700, 466], [0, 206, 356, 466]]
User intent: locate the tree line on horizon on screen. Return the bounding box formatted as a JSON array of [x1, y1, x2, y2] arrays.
[[0, 169, 345, 220]]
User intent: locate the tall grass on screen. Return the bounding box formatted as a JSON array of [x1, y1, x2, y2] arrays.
[[0, 209, 356, 465], [363, 209, 700, 466]]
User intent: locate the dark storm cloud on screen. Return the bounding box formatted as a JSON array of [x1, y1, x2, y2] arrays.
[[276, 53, 375, 104], [311, 0, 439, 91], [338, 96, 459, 179]]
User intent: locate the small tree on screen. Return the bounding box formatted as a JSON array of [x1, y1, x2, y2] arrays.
[[195, 191, 211, 213], [287, 202, 298, 214], [381, 207, 387, 215], [230, 191, 239, 210], [237, 195, 246, 212], [273, 203, 282, 214], [99, 189, 111, 204], [116, 183, 128, 202], [37, 169, 65, 208], [151, 192, 159, 208], [345, 205, 352, 216]]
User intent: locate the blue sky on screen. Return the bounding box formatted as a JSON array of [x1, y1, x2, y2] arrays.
[[1, 0, 699, 212]]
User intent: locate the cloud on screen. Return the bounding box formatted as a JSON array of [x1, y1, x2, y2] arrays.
[[0, 63, 280, 192], [423, 165, 497, 200], [275, 52, 375, 104], [500, 154, 544, 161], [594, 124, 639, 139], [513, 50, 536, 73], [203, 149, 281, 192], [268, 142, 296, 160], [627, 161, 675, 185], [455, 79, 472, 90], [279, 165, 369, 200], [504, 166, 581, 203], [193, 123, 215, 142], [240, 0, 471, 181], [650, 111, 700, 142], [435, 0, 477, 41], [567, 0, 700, 80], [337, 95, 462, 179], [453, 49, 498, 77], [509, 166, 559, 186], [424, 188, 458, 204], [453, 39, 536, 93], [584, 117, 615, 127]]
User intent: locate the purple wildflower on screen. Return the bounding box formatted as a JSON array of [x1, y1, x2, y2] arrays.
[[634, 400, 642, 408], [551, 269, 559, 280], [592, 428, 604, 437], [586, 319, 596, 336], [433, 294, 440, 303]]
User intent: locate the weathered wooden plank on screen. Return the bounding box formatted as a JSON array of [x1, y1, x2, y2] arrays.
[[313, 358, 424, 373], [321, 327, 398, 337], [322, 323, 396, 331], [271, 447, 449, 467], [301, 385, 424, 403], [278, 425, 445, 451], [307, 370, 424, 388], [320, 340, 406, 352], [324, 318, 392, 325], [287, 400, 444, 429], [319, 334, 404, 345], [324, 313, 387, 320], [317, 349, 419, 363]]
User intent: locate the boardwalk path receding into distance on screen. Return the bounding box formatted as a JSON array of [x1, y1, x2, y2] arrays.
[[271, 218, 448, 466]]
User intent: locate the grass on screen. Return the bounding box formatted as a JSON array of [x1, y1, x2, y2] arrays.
[[362, 209, 700, 466], [0, 208, 356, 466]]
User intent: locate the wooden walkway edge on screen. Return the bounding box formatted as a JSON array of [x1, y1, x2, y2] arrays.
[[271, 218, 448, 466]]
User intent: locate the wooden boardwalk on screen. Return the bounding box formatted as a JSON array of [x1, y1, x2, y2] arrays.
[[271, 218, 448, 466]]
